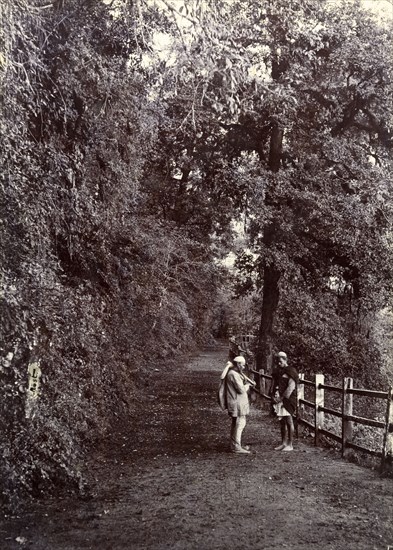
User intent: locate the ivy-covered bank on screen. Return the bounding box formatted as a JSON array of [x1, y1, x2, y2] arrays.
[[0, 1, 225, 508]]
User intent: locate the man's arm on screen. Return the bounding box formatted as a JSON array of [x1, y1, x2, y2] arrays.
[[282, 378, 296, 399], [228, 371, 250, 394]]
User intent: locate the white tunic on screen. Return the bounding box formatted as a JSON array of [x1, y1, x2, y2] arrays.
[[225, 369, 250, 417]]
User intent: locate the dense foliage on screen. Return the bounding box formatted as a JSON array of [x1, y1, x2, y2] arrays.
[[146, 0, 393, 378], [0, 0, 225, 507]]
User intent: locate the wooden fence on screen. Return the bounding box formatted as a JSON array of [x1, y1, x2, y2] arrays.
[[251, 368, 393, 473]]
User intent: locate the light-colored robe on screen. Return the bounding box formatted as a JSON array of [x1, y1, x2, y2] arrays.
[[225, 369, 250, 417]]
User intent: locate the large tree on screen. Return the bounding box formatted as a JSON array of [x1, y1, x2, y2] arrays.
[[143, 0, 393, 373]]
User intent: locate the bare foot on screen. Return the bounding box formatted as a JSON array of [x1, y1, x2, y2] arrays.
[[282, 445, 293, 451], [274, 443, 286, 451]]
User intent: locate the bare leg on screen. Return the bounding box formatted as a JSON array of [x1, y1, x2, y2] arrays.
[[282, 416, 294, 451], [274, 418, 288, 450], [281, 418, 287, 442]]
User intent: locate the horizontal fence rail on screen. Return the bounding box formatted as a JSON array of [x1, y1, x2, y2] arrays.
[[250, 368, 393, 472], [299, 398, 316, 409], [319, 383, 342, 394], [348, 388, 389, 399]]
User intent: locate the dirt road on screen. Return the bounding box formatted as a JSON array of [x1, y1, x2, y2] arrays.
[[2, 346, 393, 550]]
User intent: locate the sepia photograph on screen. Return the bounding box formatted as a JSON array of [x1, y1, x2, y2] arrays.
[[1, 1, 393, 548]]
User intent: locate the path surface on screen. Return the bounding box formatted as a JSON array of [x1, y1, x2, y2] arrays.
[[2, 346, 393, 550]]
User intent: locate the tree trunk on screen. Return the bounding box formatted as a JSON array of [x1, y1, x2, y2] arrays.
[[256, 263, 281, 371], [268, 123, 284, 173], [256, 122, 283, 372]]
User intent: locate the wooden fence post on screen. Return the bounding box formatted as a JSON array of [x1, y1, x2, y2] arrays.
[[259, 369, 265, 396], [342, 377, 353, 457], [296, 373, 305, 438], [315, 374, 324, 446], [381, 386, 393, 473]]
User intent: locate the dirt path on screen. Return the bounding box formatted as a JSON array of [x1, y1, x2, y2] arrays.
[[2, 346, 393, 550]]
